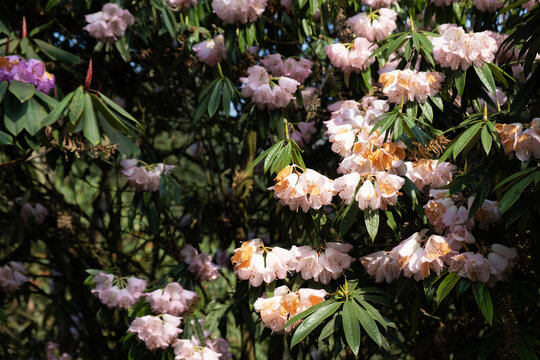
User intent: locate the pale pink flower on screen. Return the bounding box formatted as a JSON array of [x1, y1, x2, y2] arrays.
[[334, 172, 361, 204], [325, 38, 378, 74], [290, 121, 317, 147], [193, 34, 227, 67], [295, 246, 322, 280], [240, 65, 299, 109], [374, 172, 405, 209], [360, 251, 400, 283], [182, 245, 221, 281], [121, 159, 175, 192], [449, 252, 491, 282], [491, 244, 517, 260], [146, 282, 198, 316], [84, 3, 134, 42], [473, 0, 503, 12], [524, 0, 539, 10], [0, 261, 28, 292], [129, 315, 182, 350], [346, 9, 397, 42], [379, 69, 445, 104], [91, 273, 146, 310], [494, 123, 523, 156], [356, 179, 382, 210], [515, 120, 540, 161], [212, 0, 267, 24], [361, 0, 397, 9], [20, 203, 49, 224], [431, 24, 497, 70], [166, 0, 197, 9], [474, 199, 500, 230], [262, 55, 313, 83]]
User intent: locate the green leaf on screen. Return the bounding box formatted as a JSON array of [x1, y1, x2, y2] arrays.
[[263, 141, 284, 173], [4, 93, 28, 135], [472, 282, 493, 325], [9, 81, 35, 103], [284, 299, 335, 329], [25, 98, 47, 135], [342, 301, 361, 356], [436, 272, 460, 305], [357, 299, 387, 330], [274, 142, 292, 173], [100, 93, 141, 126], [353, 300, 383, 346], [222, 83, 231, 116], [161, 8, 178, 39], [499, 172, 536, 214], [452, 122, 482, 159], [430, 95, 443, 111], [318, 315, 340, 342], [0, 80, 8, 102], [339, 200, 359, 236], [91, 94, 129, 134], [33, 39, 81, 64], [82, 93, 100, 145], [245, 140, 284, 173], [474, 64, 497, 96], [494, 167, 537, 191], [208, 80, 222, 117], [0, 130, 12, 144], [42, 91, 73, 126], [290, 301, 341, 347], [69, 86, 85, 124], [364, 209, 379, 241], [420, 101, 433, 123], [480, 125, 492, 155], [455, 70, 467, 97], [33, 90, 58, 109]]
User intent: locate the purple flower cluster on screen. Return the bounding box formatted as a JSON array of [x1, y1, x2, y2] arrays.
[[0, 55, 56, 94]]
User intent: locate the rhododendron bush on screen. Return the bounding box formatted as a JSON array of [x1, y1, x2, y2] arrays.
[[1, 0, 539, 358]]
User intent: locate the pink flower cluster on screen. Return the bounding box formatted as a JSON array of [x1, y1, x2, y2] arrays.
[[212, 0, 267, 24], [495, 119, 540, 161], [335, 172, 405, 210], [91, 272, 147, 309], [270, 166, 335, 213], [290, 121, 317, 148], [424, 190, 500, 247], [181, 245, 221, 281], [121, 159, 175, 192], [166, 0, 197, 9], [473, 0, 503, 12], [83, 3, 134, 43], [20, 202, 48, 224], [254, 286, 326, 332], [379, 69, 445, 104], [260, 54, 313, 83], [431, 0, 459, 6], [193, 35, 227, 67], [146, 282, 198, 316], [173, 321, 231, 360], [0, 261, 28, 292], [325, 37, 378, 74], [346, 9, 398, 42], [240, 65, 300, 110], [129, 314, 182, 349], [449, 244, 517, 283], [400, 159, 456, 190], [524, 0, 539, 10], [361, 231, 454, 282], [0, 56, 55, 93], [362, 0, 397, 9], [431, 24, 497, 70], [231, 239, 354, 286]]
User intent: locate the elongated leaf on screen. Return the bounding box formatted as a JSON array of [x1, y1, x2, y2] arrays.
[[82, 93, 100, 145], [0, 80, 8, 102], [208, 80, 222, 117], [161, 8, 178, 39], [91, 94, 129, 134], [493, 167, 536, 191], [353, 300, 383, 346], [9, 81, 34, 103], [436, 272, 460, 305], [480, 125, 492, 155], [274, 142, 292, 173], [69, 86, 85, 124], [357, 299, 387, 330], [472, 282, 493, 325], [0, 130, 12, 144], [33, 39, 81, 64], [100, 93, 140, 125], [364, 209, 379, 241], [222, 83, 231, 116], [455, 70, 467, 97], [474, 64, 497, 96], [42, 91, 73, 126], [284, 299, 335, 329], [25, 98, 47, 135], [290, 301, 341, 347], [4, 93, 28, 135], [499, 172, 536, 214], [452, 122, 482, 159], [339, 200, 358, 236], [318, 315, 340, 342], [342, 301, 361, 355], [245, 140, 284, 173]]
